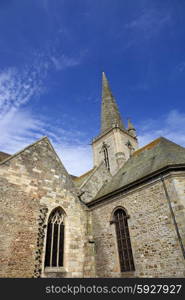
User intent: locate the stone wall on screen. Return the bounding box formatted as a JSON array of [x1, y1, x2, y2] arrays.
[[0, 137, 95, 278], [92, 127, 138, 176], [170, 173, 185, 254], [1, 136, 185, 278], [80, 162, 112, 203], [91, 173, 185, 277], [0, 177, 40, 277]]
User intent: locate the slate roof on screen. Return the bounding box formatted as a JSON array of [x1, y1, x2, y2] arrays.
[[72, 168, 95, 187], [94, 137, 185, 200]]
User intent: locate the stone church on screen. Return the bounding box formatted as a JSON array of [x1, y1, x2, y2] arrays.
[[0, 73, 185, 278]]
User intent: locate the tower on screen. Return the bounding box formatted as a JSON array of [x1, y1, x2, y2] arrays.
[[92, 72, 138, 175]]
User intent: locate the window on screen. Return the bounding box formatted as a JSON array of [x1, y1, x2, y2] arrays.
[[102, 142, 110, 170], [45, 207, 65, 268], [114, 208, 135, 272]]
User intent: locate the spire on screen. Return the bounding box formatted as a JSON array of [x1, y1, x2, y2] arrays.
[[101, 72, 125, 133], [127, 118, 135, 130], [127, 118, 137, 138]]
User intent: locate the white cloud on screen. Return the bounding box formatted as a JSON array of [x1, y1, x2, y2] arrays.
[[54, 143, 92, 176], [0, 66, 46, 152], [123, 9, 171, 46], [138, 110, 185, 148], [0, 65, 45, 117], [50, 48, 88, 71], [51, 54, 81, 71], [0, 109, 43, 152], [125, 9, 170, 32], [1, 72, 184, 176], [176, 61, 185, 73], [0, 107, 92, 176], [125, 10, 170, 30], [0, 66, 92, 176], [1, 56, 184, 177]]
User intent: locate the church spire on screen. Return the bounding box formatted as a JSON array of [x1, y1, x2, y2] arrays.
[[101, 72, 125, 133]]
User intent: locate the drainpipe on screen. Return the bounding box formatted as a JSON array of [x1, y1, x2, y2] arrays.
[[160, 175, 185, 259]]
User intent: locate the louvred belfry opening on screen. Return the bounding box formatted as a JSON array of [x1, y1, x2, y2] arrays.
[[114, 209, 135, 272], [45, 207, 65, 268]]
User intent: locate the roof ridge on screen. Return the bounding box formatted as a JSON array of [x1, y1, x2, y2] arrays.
[[74, 167, 95, 181], [132, 137, 163, 157], [0, 136, 48, 165], [0, 151, 10, 155]]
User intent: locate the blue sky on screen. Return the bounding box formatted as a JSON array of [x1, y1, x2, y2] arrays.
[[0, 0, 185, 175]]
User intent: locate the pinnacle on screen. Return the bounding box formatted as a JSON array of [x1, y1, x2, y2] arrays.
[[127, 118, 135, 130]]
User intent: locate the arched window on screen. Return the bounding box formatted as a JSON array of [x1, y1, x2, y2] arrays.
[[102, 142, 110, 170], [114, 208, 135, 272], [45, 207, 65, 268]]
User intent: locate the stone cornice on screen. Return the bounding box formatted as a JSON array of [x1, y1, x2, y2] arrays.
[[92, 126, 137, 144]]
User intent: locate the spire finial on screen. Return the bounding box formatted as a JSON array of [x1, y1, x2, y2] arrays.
[[101, 73, 125, 133]]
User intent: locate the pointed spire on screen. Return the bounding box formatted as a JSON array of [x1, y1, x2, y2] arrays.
[[127, 118, 137, 138], [101, 72, 125, 133], [127, 118, 135, 130]]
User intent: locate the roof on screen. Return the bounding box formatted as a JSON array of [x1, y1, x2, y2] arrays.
[[72, 167, 95, 187], [94, 137, 185, 200], [0, 151, 11, 163]]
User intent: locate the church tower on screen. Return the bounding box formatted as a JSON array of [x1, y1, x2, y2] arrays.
[[92, 72, 138, 175]]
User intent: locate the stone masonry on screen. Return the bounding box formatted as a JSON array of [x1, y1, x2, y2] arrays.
[[0, 137, 95, 278], [90, 173, 185, 277], [0, 72, 185, 278]]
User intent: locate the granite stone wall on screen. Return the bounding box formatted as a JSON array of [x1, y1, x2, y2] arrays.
[[80, 162, 112, 204], [1, 137, 185, 278], [91, 174, 185, 278], [92, 127, 138, 176], [170, 173, 185, 255], [0, 137, 95, 278]]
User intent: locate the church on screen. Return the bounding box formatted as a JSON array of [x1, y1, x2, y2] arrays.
[[0, 73, 185, 278]]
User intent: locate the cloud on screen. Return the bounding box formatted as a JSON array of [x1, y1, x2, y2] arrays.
[[0, 107, 92, 175], [122, 8, 171, 47], [1, 65, 184, 176], [50, 48, 88, 71], [0, 109, 44, 152], [138, 109, 185, 147], [0, 63, 47, 117], [0, 65, 47, 151], [0, 65, 92, 176], [176, 61, 185, 73], [125, 9, 170, 32], [54, 143, 92, 176], [50, 54, 81, 71]]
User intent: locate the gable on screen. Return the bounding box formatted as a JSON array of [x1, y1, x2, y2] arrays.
[[0, 136, 77, 194]]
